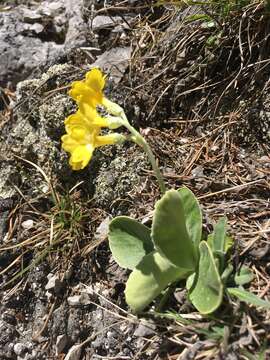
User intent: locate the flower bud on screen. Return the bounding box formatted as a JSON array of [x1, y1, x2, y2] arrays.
[[103, 98, 123, 116]]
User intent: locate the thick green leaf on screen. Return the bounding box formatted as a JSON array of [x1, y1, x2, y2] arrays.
[[227, 288, 270, 309], [212, 217, 227, 253], [109, 216, 153, 270], [189, 241, 223, 314], [207, 234, 214, 248], [221, 264, 233, 284], [224, 235, 234, 253], [186, 273, 196, 291], [125, 251, 190, 313], [207, 233, 233, 254], [151, 190, 197, 270], [207, 217, 229, 272], [234, 266, 254, 286], [178, 186, 202, 250]]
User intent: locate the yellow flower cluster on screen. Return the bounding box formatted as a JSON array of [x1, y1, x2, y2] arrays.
[[62, 68, 124, 170]]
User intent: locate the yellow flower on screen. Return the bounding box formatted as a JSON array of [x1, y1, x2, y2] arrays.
[[69, 68, 105, 108], [69, 68, 124, 116], [62, 68, 125, 170], [62, 109, 124, 170]]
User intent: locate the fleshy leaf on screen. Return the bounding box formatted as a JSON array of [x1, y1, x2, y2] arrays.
[[212, 217, 227, 253], [224, 235, 234, 253], [109, 216, 153, 270], [208, 233, 233, 254], [207, 217, 229, 272], [125, 251, 190, 313], [186, 273, 196, 291], [234, 266, 254, 286], [151, 190, 197, 270], [178, 186, 202, 250], [189, 241, 223, 314], [227, 287, 270, 309], [221, 264, 233, 284]]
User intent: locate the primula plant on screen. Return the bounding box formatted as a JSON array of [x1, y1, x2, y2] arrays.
[[62, 68, 270, 315], [61, 68, 125, 170], [61, 68, 165, 195], [109, 189, 270, 313]]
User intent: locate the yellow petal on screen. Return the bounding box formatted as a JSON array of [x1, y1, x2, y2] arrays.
[[64, 113, 84, 126], [68, 81, 90, 101], [69, 126, 88, 141], [78, 102, 98, 123], [76, 103, 109, 128], [65, 114, 86, 134], [69, 144, 94, 170], [95, 134, 120, 147], [92, 116, 110, 127], [69, 81, 100, 107], [61, 134, 79, 153], [85, 68, 105, 93]]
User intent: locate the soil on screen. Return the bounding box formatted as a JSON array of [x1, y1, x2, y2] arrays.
[[0, 1, 269, 360]]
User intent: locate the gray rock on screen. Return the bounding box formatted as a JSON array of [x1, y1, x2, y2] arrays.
[[28, 23, 44, 34], [134, 321, 156, 337], [21, 219, 34, 230], [67, 295, 82, 307], [0, 0, 89, 87], [20, 8, 42, 22], [67, 293, 91, 306], [94, 146, 148, 214], [31, 299, 48, 336], [56, 334, 69, 355], [45, 274, 63, 294], [66, 309, 83, 343], [51, 304, 68, 336], [0, 63, 75, 199], [13, 342, 26, 356], [92, 15, 116, 30], [191, 165, 204, 178], [95, 216, 111, 243], [91, 15, 126, 31], [92, 46, 131, 84], [64, 344, 82, 360]]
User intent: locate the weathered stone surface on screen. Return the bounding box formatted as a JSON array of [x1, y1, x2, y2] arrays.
[[56, 334, 69, 355], [67, 293, 91, 306], [0, 62, 146, 203], [0, 63, 75, 199], [0, 0, 89, 87], [94, 145, 148, 214], [64, 344, 82, 360], [21, 219, 34, 230], [92, 46, 132, 84]]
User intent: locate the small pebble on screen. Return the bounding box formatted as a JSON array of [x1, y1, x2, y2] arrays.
[[56, 334, 69, 355], [21, 219, 34, 230], [134, 321, 156, 337], [67, 293, 91, 306], [45, 275, 63, 294], [64, 344, 82, 360], [13, 342, 26, 356]]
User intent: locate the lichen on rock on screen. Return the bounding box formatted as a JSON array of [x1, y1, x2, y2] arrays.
[[0, 63, 77, 198], [0, 62, 149, 210], [94, 145, 149, 215]]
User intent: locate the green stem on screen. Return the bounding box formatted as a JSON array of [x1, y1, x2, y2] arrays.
[[120, 113, 166, 195]]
